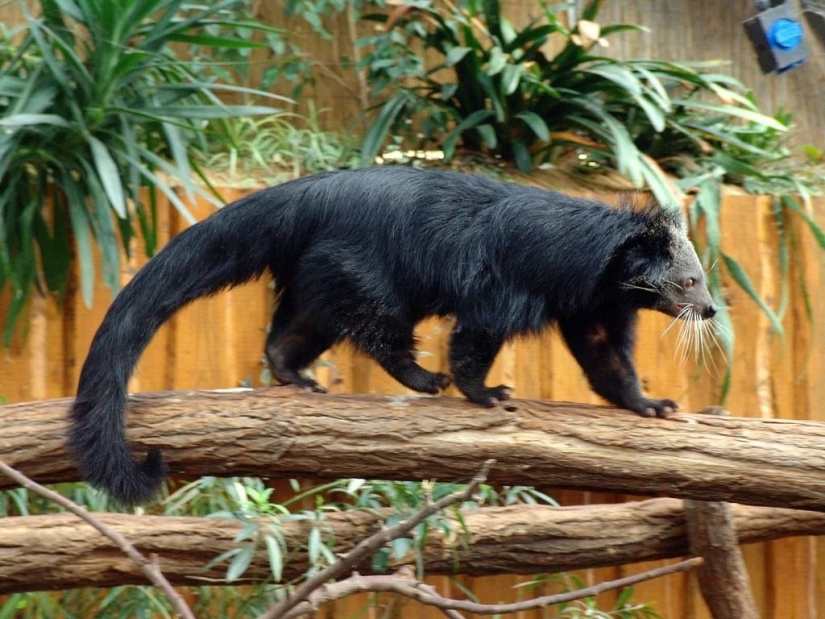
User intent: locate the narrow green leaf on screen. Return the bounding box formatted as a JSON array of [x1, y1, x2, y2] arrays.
[[772, 198, 790, 321], [391, 537, 413, 561], [601, 114, 642, 186], [476, 74, 506, 122], [446, 46, 472, 67], [89, 136, 126, 219], [501, 63, 523, 95], [486, 46, 507, 76], [631, 64, 671, 109], [125, 154, 197, 225], [79, 158, 121, 294], [166, 33, 269, 49], [695, 179, 722, 251], [308, 526, 322, 564], [505, 24, 555, 53], [442, 109, 495, 160], [585, 63, 667, 131], [476, 124, 498, 149], [0, 114, 71, 128], [782, 195, 825, 250], [483, 0, 503, 40], [64, 178, 96, 308], [584, 63, 643, 96], [157, 82, 293, 104], [639, 156, 681, 207], [265, 535, 284, 582], [512, 138, 532, 172], [150, 104, 282, 119], [515, 111, 549, 141], [705, 82, 759, 109], [360, 93, 410, 165], [226, 544, 255, 583], [599, 23, 650, 36], [672, 99, 788, 131], [203, 547, 241, 571], [722, 253, 784, 336], [163, 124, 193, 205]]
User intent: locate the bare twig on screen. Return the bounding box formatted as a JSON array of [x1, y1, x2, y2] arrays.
[[280, 558, 704, 618], [258, 459, 496, 619], [0, 460, 196, 619]]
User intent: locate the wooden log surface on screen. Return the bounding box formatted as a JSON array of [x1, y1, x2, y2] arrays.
[[3, 388, 825, 509], [2, 498, 825, 594]]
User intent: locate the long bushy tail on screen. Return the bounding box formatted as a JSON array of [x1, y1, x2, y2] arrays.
[[68, 202, 276, 506]]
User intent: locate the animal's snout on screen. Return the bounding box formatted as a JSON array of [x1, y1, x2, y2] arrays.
[[703, 303, 717, 319]]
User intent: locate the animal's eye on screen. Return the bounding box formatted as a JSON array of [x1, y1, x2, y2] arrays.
[[684, 278, 695, 288]]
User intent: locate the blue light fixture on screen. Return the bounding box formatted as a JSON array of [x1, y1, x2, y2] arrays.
[[743, 0, 810, 73]]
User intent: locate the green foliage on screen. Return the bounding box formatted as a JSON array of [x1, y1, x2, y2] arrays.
[[357, 0, 782, 196], [193, 104, 360, 185], [672, 107, 824, 399], [518, 573, 664, 619], [182, 0, 309, 94], [0, 0, 288, 345]]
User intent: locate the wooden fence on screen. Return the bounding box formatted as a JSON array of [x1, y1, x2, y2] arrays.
[[1, 183, 824, 618]]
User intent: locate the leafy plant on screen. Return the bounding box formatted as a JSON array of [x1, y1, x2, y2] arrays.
[[0, 0, 289, 344], [357, 0, 783, 199], [193, 103, 360, 185]]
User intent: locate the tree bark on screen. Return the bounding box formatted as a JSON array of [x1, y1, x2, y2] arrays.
[[685, 500, 760, 619], [4, 388, 825, 509], [2, 499, 825, 594], [684, 407, 760, 619]]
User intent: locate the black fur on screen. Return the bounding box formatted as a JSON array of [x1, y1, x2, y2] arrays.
[[69, 167, 710, 505]]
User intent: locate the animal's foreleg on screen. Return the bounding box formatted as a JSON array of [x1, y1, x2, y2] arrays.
[[559, 315, 678, 418]]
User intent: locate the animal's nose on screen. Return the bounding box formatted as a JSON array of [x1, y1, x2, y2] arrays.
[[703, 303, 717, 319]]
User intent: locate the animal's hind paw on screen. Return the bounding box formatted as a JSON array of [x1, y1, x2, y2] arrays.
[[464, 384, 513, 408], [636, 398, 678, 418], [291, 376, 327, 393], [403, 370, 451, 394]]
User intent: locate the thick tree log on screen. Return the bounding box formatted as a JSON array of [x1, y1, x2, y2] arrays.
[[4, 388, 825, 509], [2, 499, 825, 594]]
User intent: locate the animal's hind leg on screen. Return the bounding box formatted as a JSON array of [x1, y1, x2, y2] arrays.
[[350, 314, 450, 394], [448, 324, 510, 407], [265, 293, 336, 393]]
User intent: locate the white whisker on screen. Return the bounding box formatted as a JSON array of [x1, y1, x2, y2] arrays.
[[621, 282, 659, 293], [665, 308, 729, 372], [706, 321, 730, 366]]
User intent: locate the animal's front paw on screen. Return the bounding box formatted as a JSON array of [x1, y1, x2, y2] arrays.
[[633, 398, 678, 418], [422, 372, 452, 394]]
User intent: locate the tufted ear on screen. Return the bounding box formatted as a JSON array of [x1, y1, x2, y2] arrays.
[[620, 238, 670, 285]]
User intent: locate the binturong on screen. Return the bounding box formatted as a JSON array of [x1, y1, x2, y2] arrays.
[[68, 167, 718, 506]]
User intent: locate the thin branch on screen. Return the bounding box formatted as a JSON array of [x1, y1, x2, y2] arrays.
[[258, 459, 496, 619], [0, 460, 196, 619], [281, 558, 704, 618], [345, 2, 370, 113]]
